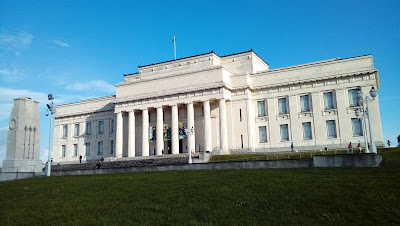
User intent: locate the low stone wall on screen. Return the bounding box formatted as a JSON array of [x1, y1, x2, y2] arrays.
[[0, 172, 45, 182], [52, 159, 313, 176], [313, 153, 383, 167]]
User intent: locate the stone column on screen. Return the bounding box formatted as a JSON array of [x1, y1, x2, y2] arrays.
[[246, 98, 255, 151], [115, 112, 123, 158], [171, 104, 179, 154], [219, 98, 228, 153], [203, 100, 212, 152], [187, 102, 195, 153], [156, 107, 163, 155], [142, 108, 149, 156], [128, 111, 135, 157], [336, 89, 349, 146], [311, 92, 324, 147], [289, 95, 300, 146]]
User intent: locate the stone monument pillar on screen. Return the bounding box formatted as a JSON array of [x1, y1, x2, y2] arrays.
[[2, 98, 42, 172]]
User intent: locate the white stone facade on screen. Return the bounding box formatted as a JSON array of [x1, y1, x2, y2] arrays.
[[52, 50, 384, 163]]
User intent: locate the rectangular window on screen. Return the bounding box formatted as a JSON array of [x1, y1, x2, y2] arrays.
[[85, 143, 90, 156], [257, 100, 266, 116], [74, 123, 79, 136], [62, 145, 66, 157], [110, 140, 114, 154], [259, 126, 267, 143], [351, 118, 363, 136], [300, 95, 310, 112], [239, 109, 242, 121], [278, 98, 288, 114], [302, 122, 312, 140], [348, 89, 360, 107], [241, 135, 243, 148], [98, 141, 103, 155], [86, 122, 91, 135], [280, 124, 289, 141], [63, 125, 68, 137], [324, 92, 335, 110], [326, 120, 337, 138], [98, 121, 104, 134], [110, 119, 114, 133], [73, 144, 78, 156]]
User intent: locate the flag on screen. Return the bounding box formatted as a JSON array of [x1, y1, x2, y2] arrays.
[[171, 37, 175, 44]]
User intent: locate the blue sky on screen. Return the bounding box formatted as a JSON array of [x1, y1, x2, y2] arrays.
[[0, 0, 399, 165]]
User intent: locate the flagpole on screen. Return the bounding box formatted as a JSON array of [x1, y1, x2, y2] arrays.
[[174, 36, 176, 60]]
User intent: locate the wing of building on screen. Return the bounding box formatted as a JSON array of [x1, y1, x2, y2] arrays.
[[52, 50, 383, 163]]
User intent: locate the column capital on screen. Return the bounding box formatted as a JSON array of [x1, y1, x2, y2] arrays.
[[169, 103, 178, 107]]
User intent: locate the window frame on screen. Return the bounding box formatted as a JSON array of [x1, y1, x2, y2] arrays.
[[86, 122, 91, 135], [62, 145, 66, 157], [110, 140, 114, 154], [259, 126, 267, 143], [63, 125, 68, 137], [85, 142, 90, 156], [98, 121, 104, 134], [257, 100, 266, 117], [323, 92, 335, 110], [73, 144, 78, 156], [278, 97, 288, 115], [280, 124, 290, 141], [302, 122, 312, 140], [300, 94, 311, 112], [97, 141, 103, 155], [351, 118, 363, 136], [326, 120, 337, 138], [74, 123, 79, 137], [348, 89, 361, 107]]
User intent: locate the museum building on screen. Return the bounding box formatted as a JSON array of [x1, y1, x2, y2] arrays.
[[52, 50, 384, 163]]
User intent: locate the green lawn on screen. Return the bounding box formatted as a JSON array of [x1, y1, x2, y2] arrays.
[[210, 149, 349, 162], [1, 148, 399, 225]]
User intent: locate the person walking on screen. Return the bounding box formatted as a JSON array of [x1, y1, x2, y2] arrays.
[[387, 140, 391, 147], [79, 155, 82, 163], [291, 142, 294, 152], [357, 143, 362, 153], [397, 135, 400, 147], [348, 142, 353, 154]]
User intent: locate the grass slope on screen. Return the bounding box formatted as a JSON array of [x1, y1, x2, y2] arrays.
[[1, 148, 399, 225]]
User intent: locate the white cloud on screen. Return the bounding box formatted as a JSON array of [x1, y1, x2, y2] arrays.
[[0, 31, 33, 51], [52, 40, 70, 47], [0, 63, 27, 82], [66, 80, 115, 93]]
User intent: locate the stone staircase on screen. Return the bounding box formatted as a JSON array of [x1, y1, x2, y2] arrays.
[[51, 156, 188, 172]]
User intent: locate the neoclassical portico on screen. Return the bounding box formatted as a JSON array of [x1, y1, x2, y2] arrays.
[[114, 96, 229, 157]]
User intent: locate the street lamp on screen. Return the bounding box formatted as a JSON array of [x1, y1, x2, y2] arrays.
[[45, 94, 55, 176], [184, 126, 195, 164], [355, 108, 369, 153], [356, 87, 378, 154]]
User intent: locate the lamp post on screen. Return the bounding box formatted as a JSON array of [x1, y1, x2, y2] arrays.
[[356, 87, 378, 154], [185, 126, 195, 164], [355, 109, 369, 153], [45, 94, 55, 176]]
